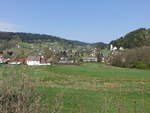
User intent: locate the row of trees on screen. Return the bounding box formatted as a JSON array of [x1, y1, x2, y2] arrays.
[[111, 46, 150, 69]]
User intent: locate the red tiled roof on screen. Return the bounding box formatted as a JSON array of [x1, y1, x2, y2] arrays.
[[18, 58, 26, 62], [27, 56, 41, 61], [9, 58, 26, 62]]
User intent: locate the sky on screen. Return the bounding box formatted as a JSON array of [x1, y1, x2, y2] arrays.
[[0, 0, 150, 43]]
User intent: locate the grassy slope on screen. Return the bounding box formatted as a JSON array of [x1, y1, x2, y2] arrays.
[[0, 63, 150, 113]]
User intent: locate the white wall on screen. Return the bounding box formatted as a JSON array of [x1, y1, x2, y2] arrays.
[[27, 61, 51, 66], [27, 61, 40, 66]]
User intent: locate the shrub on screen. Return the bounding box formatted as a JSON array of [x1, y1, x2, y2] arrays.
[[133, 61, 149, 69], [0, 68, 50, 113]]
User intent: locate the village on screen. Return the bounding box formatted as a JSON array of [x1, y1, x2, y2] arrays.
[[0, 44, 124, 66], [1, 0, 150, 112]]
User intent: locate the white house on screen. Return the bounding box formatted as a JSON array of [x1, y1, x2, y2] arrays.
[[26, 56, 51, 66], [0, 58, 7, 64], [26, 56, 41, 65], [110, 44, 124, 51], [110, 44, 117, 51]]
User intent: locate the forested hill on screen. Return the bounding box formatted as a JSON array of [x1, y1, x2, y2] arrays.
[[91, 42, 109, 49], [0, 31, 88, 46], [110, 28, 150, 48], [1, 28, 150, 50], [0, 31, 108, 49]]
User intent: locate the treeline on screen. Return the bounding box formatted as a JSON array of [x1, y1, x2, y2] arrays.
[[111, 46, 150, 69], [0, 31, 88, 45], [0, 31, 66, 42], [0, 31, 108, 49], [110, 28, 150, 48]]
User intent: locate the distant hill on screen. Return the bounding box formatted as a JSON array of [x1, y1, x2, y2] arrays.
[[0, 31, 108, 49], [91, 42, 108, 49], [0, 31, 88, 45], [110, 28, 150, 48]]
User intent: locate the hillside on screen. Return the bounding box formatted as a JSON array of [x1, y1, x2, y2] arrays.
[[0, 31, 88, 46], [110, 28, 150, 48], [91, 42, 109, 49], [0, 31, 107, 49]]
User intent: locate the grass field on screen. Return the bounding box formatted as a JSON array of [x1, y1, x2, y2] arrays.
[[0, 63, 150, 113]]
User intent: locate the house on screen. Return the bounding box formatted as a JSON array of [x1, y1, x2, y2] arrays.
[[0, 58, 7, 64], [26, 56, 51, 66], [40, 57, 51, 65], [82, 57, 98, 62], [110, 44, 117, 51], [0, 53, 9, 64], [18, 58, 26, 63], [111, 50, 119, 56], [110, 44, 124, 51], [8, 58, 26, 65], [59, 58, 74, 64], [26, 56, 41, 65], [101, 57, 105, 63], [119, 47, 124, 50], [8, 59, 21, 65]]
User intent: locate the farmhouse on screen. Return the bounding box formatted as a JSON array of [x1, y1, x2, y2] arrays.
[[26, 56, 51, 66]]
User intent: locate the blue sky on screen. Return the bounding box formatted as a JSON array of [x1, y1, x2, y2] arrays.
[[0, 0, 150, 43]]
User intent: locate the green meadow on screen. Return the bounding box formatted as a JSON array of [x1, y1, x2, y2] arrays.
[[0, 63, 150, 113]]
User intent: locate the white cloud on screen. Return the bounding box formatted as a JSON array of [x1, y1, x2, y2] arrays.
[[0, 21, 18, 32]]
